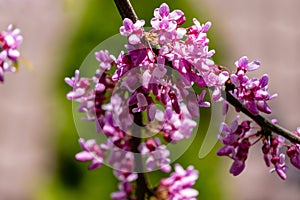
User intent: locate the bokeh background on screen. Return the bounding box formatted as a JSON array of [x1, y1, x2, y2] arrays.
[[0, 0, 299, 199]]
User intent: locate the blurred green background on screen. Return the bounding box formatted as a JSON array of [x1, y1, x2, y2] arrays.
[[35, 0, 226, 199]]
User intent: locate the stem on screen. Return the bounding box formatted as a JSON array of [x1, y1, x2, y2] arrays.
[[224, 90, 300, 144], [113, 0, 138, 22], [131, 112, 152, 200], [113, 1, 150, 199]]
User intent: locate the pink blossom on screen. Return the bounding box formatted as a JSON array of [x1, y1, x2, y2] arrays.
[[95, 50, 115, 71], [217, 116, 252, 176], [0, 24, 23, 82], [75, 138, 106, 170], [150, 3, 186, 44], [159, 164, 199, 200], [139, 138, 171, 172], [120, 18, 145, 45]]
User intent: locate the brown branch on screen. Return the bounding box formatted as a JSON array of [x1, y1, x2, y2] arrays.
[[113, 0, 138, 22], [131, 111, 152, 200], [224, 90, 300, 144], [113, 1, 150, 199]]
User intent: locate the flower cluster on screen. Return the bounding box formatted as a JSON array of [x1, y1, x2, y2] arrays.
[[262, 135, 287, 179], [66, 2, 300, 199], [154, 164, 199, 200], [217, 116, 252, 176], [229, 56, 277, 115], [0, 24, 23, 83], [66, 3, 210, 198], [217, 55, 300, 179]]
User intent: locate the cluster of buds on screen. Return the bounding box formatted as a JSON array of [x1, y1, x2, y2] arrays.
[[0, 24, 23, 83]]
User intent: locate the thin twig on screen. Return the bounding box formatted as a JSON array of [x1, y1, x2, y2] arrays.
[[113, 0, 138, 22], [224, 90, 300, 144]]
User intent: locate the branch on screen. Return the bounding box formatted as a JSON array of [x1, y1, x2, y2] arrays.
[[224, 90, 300, 144], [113, 1, 151, 199], [131, 111, 152, 199], [113, 0, 138, 22]]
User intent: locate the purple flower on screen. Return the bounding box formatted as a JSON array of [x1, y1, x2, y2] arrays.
[[139, 138, 171, 173], [158, 104, 197, 142], [270, 154, 288, 180], [0, 24, 23, 54], [106, 143, 135, 173], [151, 3, 185, 30], [120, 18, 145, 45], [0, 24, 23, 82], [111, 170, 137, 200], [129, 91, 157, 122], [262, 136, 288, 180], [95, 50, 115, 71], [75, 138, 106, 170], [206, 71, 229, 102], [65, 70, 91, 100], [159, 164, 199, 200], [112, 48, 154, 81], [150, 3, 186, 44], [230, 57, 277, 115], [188, 18, 211, 41], [217, 116, 253, 176], [235, 56, 260, 72]]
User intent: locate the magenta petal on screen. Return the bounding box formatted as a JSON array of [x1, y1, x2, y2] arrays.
[[123, 18, 134, 32], [66, 88, 85, 100], [237, 56, 248, 69], [219, 122, 231, 135], [256, 101, 272, 114], [75, 151, 93, 162], [159, 3, 170, 17], [180, 188, 199, 198], [248, 60, 260, 71], [217, 145, 234, 156], [230, 74, 240, 87], [202, 21, 211, 32], [136, 93, 148, 107], [222, 101, 229, 115], [111, 191, 127, 199], [147, 104, 156, 121], [290, 155, 300, 169], [246, 100, 259, 115], [259, 74, 269, 87], [95, 83, 105, 92], [88, 159, 102, 170], [103, 124, 115, 136], [275, 167, 287, 180], [230, 160, 245, 176]]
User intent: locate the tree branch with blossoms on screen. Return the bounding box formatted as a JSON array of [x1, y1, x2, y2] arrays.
[[65, 1, 300, 200], [224, 89, 300, 144]]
